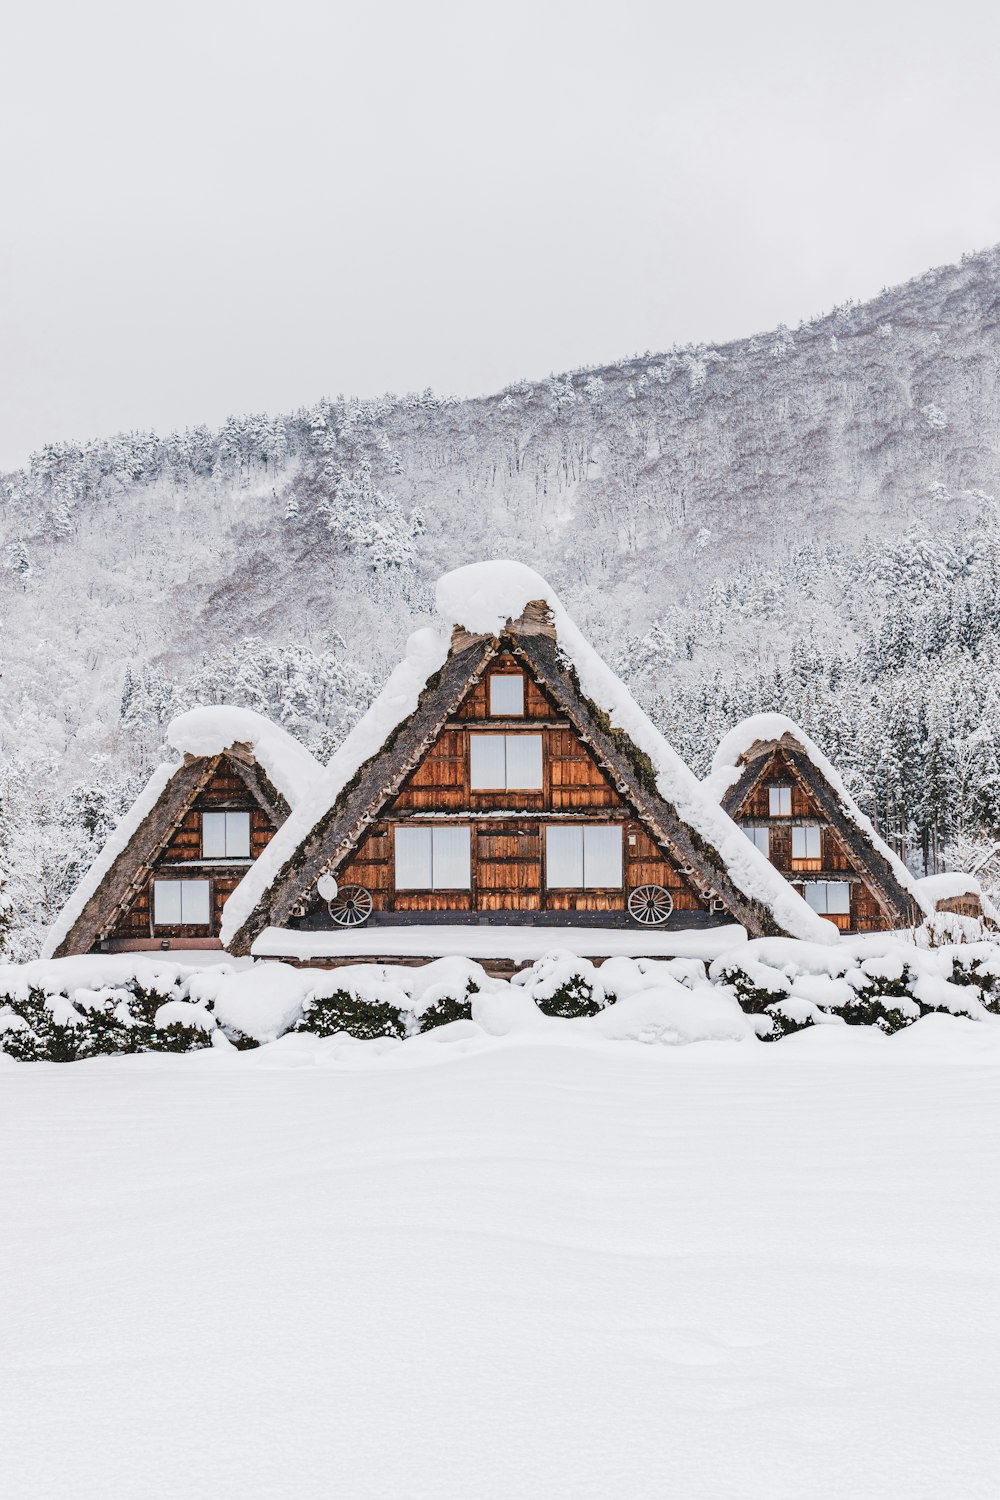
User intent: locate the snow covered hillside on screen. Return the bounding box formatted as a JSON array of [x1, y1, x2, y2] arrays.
[[3, 1028, 999, 1499], [5, 243, 1000, 952]]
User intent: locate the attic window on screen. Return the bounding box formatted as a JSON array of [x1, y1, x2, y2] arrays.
[[202, 811, 251, 859], [791, 825, 822, 868], [153, 879, 211, 926], [743, 824, 770, 856], [768, 785, 792, 816], [488, 673, 525, 716], [470, 733, 543, 789], [802, 881, 850, 915]]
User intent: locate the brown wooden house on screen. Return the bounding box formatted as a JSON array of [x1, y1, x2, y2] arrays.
[[43, 708, 321, 958], [222, 571, 836, 959], [705, 715, 923, 933]]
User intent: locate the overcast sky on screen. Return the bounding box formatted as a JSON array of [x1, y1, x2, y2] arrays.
[[1, 0, 998, 469]]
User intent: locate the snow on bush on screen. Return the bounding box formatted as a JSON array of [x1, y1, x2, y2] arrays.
[[511, 950, 610, 1017], [3, 935, 1000, 1062]]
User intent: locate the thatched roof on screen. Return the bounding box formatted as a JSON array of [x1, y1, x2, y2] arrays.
[[706, 713, 923, 929], [222, 562, 839, 952], [42, 708, 322, 959]]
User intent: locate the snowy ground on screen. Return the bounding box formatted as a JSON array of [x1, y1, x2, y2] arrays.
[[3, 1024, 1000, 1500]]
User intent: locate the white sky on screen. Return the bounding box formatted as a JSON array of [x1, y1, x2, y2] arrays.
[[1, 0, 998, 469]]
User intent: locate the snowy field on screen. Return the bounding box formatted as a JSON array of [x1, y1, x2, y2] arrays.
[[4, 1023, 1000, 1500]]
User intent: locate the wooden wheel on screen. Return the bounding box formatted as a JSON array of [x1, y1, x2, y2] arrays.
[[627, 885, 673, 927], [328, 885, 373, 927]]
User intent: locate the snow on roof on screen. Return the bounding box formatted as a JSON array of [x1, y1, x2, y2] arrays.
[[915, 872, 982, 903], [166, 706, 322, 810], [221, 561, 840, 947], [40, 709, 322, 962], [40, 760, 178, 960], [703, 712, 929, 914]]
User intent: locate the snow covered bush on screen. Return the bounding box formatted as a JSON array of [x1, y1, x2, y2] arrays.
[[293, 984, 407, 1041], [948, 946, 1000, 1013], [0, 978, 215, 1061], [513, 951, 610, 1018]]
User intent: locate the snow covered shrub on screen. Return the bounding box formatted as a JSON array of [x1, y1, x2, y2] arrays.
[[712, 959, 790, 1014], [294, 988, 406, 1040], [514, 952, 610, 1018], [948, 949, 1000, 1014], [418, 988, 477, 1031], [0, 986, 86, 1062], [0, 979, 216, 1061], [839, 960, 922, 1034], [409, 958, 484, 1032]]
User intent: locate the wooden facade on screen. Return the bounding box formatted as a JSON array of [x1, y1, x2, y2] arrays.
[[331, 653, 710, 921], [49, 747, 291, 957], [227, 609, 802, 954], [721, 739, 920, 933]]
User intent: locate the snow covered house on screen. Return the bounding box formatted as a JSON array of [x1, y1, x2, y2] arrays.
[[704, 715, 924, 933], [42, 708, 322, 958], [221, 563, 838, 962]]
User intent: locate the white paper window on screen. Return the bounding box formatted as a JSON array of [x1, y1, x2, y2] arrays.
[[430, 825, 471, 889], [792, 825, 822, 860], [546, 826, 583, 887], [803, 881, 851, 915], [154, 879, 211, 925], [583, 825, 623, 888], [489, 674, 525, 715], [744, 825, 770, 856], [469, 734, 543, 789], [202, 811, 251, 858], [394, 826, 471, 890], [769, 785, 792, 816], [545, 825, 623, 889]]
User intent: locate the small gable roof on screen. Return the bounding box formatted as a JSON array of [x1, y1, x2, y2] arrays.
[[704, 712, 926, 924], [221, 562, 840, 951], [41, 708, 322, 960]]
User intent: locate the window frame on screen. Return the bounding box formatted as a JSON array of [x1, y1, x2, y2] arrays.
[[791, 823, 822, 868], [488, 673, 525, 717], [768, 784, 793, 816], [393, 824, 472, 891], [801, 880, 851, 916], [469, 732, 544, 790], [152, 878, 212, 927], [202, 810, 252, 860], [743, 824, 770, 856], [544, 824, 624, 890]]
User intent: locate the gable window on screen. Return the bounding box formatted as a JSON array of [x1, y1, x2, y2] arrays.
[[202, 811, 251, 859], [743, 824, 770, 856], [469, 733, 543, 789], [153, 879, 211, 926], [488, 673, 525, 716], [768, 785, 792, 816], [802, 881, 850, 915], [546, 825, 623, 889], [394, 826, 471, 890], [791, 824, 822, 869]]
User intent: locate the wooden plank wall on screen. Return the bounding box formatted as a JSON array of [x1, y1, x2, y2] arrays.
[[337, 654, 708, 916]]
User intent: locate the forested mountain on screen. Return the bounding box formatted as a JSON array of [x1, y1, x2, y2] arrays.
[[3, 243, 1000, 956]]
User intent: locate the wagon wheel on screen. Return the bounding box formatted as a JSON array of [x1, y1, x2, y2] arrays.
[[327, 885, 373, 927], [627, 885, 674, 927]]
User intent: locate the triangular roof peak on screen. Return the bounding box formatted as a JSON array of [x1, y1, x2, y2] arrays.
[[705, 712, 926, 925], [41, 709, 322, 959], [221, 565, 839, 951]]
